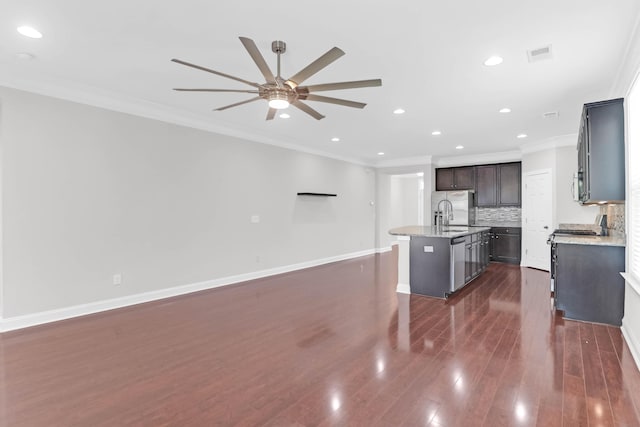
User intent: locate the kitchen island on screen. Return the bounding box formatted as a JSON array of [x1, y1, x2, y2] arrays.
[[389, 225, 491, 298]]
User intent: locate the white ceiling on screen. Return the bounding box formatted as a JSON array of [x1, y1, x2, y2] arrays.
[[1, 0, 639, 166]]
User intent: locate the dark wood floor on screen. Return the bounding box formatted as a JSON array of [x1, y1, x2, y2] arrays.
[[1, 248, 640, 426]]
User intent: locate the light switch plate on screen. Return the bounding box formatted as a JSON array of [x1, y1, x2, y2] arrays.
[[250, 215, 260, 223], [424, 246, 434, 253]]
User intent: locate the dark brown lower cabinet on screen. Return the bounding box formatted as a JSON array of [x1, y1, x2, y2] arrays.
[[554, 243, 625, 326], [490, 227, 521, 264]]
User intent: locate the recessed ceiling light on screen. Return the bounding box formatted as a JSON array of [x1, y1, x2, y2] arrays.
[[15, 52, 35, 60], [377, 152, 385, 156], [484, 56, 503, 66], [499, 108, 511, 113], [517, 133, 528, 139], [17, 26, 43, 39], [431, 130, 442, 136], [331, 137, 340, 142], [279, 113, 290, 119], [393, 108, 405, 115], [456, 145, 464, 150]]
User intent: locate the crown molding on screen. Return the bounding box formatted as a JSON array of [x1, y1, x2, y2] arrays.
[[435, 150, 521, 167], [0, 70, 370, 167], [519, 134, 577, 154], [375, 156, 432, 168], [610, 12, 640, 98]]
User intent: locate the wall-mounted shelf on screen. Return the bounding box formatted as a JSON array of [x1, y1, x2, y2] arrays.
[[297, 192, 337, 197]]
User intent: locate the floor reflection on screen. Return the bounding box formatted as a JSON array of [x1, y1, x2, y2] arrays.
[[383, 263, 625, 425]]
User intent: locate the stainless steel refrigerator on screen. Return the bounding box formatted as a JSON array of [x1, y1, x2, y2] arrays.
[[431, 190, 475, 226]]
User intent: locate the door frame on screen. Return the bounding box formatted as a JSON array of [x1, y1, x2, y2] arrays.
[[521, 168, 553, 269]]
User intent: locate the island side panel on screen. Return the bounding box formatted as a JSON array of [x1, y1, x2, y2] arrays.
[[409, 236, 451, 298]]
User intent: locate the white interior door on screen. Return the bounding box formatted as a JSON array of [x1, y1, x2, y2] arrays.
[[523, 170, 552, 271]]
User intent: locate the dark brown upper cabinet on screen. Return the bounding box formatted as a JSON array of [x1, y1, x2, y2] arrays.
[[475, 165, 497, 206], [473, 162, 521, 207], [577, 98, 625, 204], [497, 162, 521, 206], [435, 166, 475, 191]]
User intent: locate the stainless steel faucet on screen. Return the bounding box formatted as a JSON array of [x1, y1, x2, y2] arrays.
[[436, 199, 454, 227]]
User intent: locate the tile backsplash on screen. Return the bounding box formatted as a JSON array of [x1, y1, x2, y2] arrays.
[[602, 204, 625, 234], [476, 207, 522, 223]]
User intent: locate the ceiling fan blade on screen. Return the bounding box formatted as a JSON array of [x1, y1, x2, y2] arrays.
[[173, 88, 259, 93], [302, 94, 366, 109], [171, 58, 261, 88], [239, 37, 277, 84], [215, 96, 262, 111], [266, 108, 276, 121], [287, 47, 345, 86], [292, 100, 325, 120], [300, 79, 382, 93]]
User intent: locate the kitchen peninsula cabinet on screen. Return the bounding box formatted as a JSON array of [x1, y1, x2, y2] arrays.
[[553, 240, 625, 325], [388, 226, 490, 299]]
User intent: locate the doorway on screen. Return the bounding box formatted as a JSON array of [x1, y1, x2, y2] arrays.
[[522, 169, 552, 271]]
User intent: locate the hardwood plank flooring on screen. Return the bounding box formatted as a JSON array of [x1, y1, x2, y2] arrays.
[[1, 248, 639, 426]]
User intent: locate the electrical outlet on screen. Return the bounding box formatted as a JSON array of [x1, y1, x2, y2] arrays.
[[113, 274, 122, 286], [250, 215, 260, 223]]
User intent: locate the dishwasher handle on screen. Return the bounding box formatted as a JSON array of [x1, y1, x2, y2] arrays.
[[451, 236, 466, 245]]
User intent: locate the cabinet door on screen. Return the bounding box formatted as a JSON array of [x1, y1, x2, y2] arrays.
[[493, 233, 521, 264], [577, 129, 587, 202], [498, 163, 521, 206], [436, 168, 454, 190], [454, 167, 475, 190], [555, 244, 624, 325], [585, 100, 625, 202], [465, 244, 473, 282], [475, 165, 497, 207], [472, 241, 480, 277]]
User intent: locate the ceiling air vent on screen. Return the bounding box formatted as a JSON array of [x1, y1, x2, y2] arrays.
[[527, 45, 553, 63], [543, 111, 559, 119]]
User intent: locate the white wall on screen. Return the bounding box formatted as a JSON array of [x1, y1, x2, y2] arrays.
[[389, 175, 422, 228], [375, 164, 433, 249], [0, 86, 376, 319], [522, 142, 599, 231]]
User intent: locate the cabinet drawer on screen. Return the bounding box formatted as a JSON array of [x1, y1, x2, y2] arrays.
[[491, 227, 521, 235]]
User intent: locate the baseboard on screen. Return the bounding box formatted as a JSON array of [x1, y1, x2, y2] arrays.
[[0, 248, 378, 333], [396, 283, 411, 294], [621, 321, 640, 372]]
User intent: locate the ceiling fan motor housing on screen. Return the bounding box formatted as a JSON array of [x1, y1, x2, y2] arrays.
[[271, 40, 286, 54]]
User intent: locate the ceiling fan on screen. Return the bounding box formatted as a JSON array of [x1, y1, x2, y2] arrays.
[[171, 37, 382, 120]]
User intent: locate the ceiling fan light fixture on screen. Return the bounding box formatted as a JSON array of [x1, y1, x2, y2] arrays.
[[268, 91, 290, 109], [269, 99, 290, 109]]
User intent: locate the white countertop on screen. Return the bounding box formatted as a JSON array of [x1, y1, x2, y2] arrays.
[[389, 225, 491, 238], [554, 235, 626, 247]]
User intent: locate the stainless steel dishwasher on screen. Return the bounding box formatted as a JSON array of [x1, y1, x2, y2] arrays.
[[450, 236, 466, 292]]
